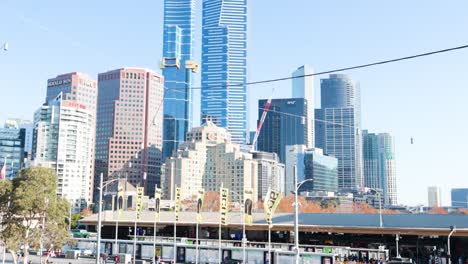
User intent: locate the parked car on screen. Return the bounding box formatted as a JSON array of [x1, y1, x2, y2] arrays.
[[71, 229, 91, 238]]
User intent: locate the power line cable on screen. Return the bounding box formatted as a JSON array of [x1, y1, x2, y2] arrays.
[[167, 44, 468, 91]]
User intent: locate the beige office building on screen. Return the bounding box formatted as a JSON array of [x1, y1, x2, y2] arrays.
[[163, 121, 258, 203]]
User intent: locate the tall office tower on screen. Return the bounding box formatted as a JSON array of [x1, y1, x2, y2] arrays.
[[315, 74, 363, 191], [0, 124, 25, 179], [285, 145, 338, 195], [257, 98, 309, 163], [451, 188, 468, 208], [162, 0, 197, 160], [95, 68, 164, 197], [45, 72, 97, 196], [362, 130, 398, 206], [252, 151, 285, 200], [292, 65, 314, 148], [201, 0, 248, 144], [32, 96, 94, 212], [163, 121, 258, 203], [4, 119, 33, 158], [428, 186, 442, 207]]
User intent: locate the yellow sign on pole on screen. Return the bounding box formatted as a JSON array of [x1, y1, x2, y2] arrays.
[[197, 189, 205, 224], [175, 187, 181, 222], [154, 187, 162, 222], [136, 187, 144, 220], [220, 187, 229, 226], [264, 189, 283, 226], [117, 186, 124, 219], [244, 189, 254, 225]]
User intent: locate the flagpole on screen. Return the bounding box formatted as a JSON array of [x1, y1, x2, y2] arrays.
[[153, 184, 158, 264], [218, 183, 223, 264], [132, 185, 138, 264], [195, 219, 199, 264], [242, 203, 246, 264], [173, 185, 178, 264], [114, 209, 119, 255], [268, 225, 272, 262], [153, 219, 157, 263]]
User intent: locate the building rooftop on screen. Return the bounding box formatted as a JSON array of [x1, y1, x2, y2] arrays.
[[81, 211, 468, 237]]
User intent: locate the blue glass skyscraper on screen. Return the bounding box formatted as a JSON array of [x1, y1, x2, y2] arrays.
[[162, 0, 196, 159], [315, 74, 363, 191], [363, 130, 398, 206], [257, 98, 310, 163], [201, 0, 248, 144]]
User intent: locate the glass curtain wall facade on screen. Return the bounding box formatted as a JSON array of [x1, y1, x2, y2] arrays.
[[451, 188, 468, 208], [363, 130, 398, 206], [257, 98, 309, 163], [316, 74, 363, 191], [162, 0, 196, 159], [0, 127, 25, 179], [201, 0, 248, 144]]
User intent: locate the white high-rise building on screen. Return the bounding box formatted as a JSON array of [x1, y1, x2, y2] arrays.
[[251, 151, 285, 200], [428, 186, 442, 207], [292, 65, 314, 148], [163, 121, 258, 203], [32, 96, 95, 212]]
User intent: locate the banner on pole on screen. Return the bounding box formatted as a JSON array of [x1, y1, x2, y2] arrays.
[[136, 187, 144, 220], [174, 187, 181, 222], [197, 189, 205, 224], [117, 184, 124, 219], [264, 188, 283, 227], [244, 188, 254, 225], [154, 186, 162, 222], [220, 187, 229, 226]]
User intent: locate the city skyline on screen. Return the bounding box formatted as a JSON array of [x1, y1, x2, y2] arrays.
[[2, 0, 468, 205]]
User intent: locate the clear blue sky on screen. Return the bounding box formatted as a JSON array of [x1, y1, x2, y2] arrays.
[[2, 0, 468, 206]]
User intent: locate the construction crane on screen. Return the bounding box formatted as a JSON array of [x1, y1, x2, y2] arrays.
[[250, 89, 275, 152]]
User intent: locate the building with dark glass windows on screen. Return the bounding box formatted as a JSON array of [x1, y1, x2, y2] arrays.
[[451, 188, 468, 208], [162, 0, 196, 159], [0, 125, 25, 179], [257, 98, 310, 163], [285, 145, 338, 194], [315, 74, 363, 191]]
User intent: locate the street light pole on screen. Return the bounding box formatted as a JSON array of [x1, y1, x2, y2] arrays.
[[293, 165, 313, 264], [229, 190, 246, 264], [448, 226, 456, 264], [96, 173, 103, 264]]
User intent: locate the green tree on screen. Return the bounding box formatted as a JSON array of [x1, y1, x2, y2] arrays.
[[69, 213, 82, 229], [0, 167, 71, 264]]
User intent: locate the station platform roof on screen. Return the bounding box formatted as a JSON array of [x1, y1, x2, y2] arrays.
[[81, 211, 468, 237]]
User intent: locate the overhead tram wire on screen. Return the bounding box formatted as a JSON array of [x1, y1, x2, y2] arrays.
[[165, 44, 468, 92]]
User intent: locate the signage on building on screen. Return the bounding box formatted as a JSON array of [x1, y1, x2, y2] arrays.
[[47, 79, 71, 87]]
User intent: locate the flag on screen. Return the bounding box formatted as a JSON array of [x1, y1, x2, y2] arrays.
[[0, 158, 6, 180], [174, 187, 181, 222], [220, 187, 229, 226], [264, 189, 283, 227], [154, 186, 162, 222], [244, 189, 254, 225], [196, 189, 205, 224], [136, 187, 144, 220]]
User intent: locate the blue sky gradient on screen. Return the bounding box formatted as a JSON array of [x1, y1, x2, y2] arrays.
[[1, 0, 468, 205]]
